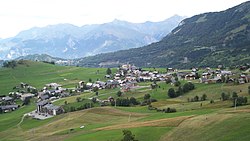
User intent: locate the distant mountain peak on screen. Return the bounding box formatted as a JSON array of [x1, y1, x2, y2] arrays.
[[0, 15, 185, 60]]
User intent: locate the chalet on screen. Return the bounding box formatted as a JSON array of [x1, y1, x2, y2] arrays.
[[21, 93, 35, 101], [96, 81, 106, 89], [238, 78, 245, 84], [43, 104, 64, 116], [0, 105, 19, 113], [200, 77, 222, 84], [177, 72, 189, 80], [86, 83, 93, 89], [185, 73, 196, 80], [79, 81, 85, 88], [36, 100, 63, 116], [105, 75, 111, 79], [60, 92, 70, 98], [40, 94, 50, 100], [106, 80, 119, 89], [202, 73, 211, 79], [2, 96, 13, 102], [167, 68, 174, 72], [45, 83, 62, 89]]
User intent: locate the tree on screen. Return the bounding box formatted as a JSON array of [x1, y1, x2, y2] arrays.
[[221, 92, 230, 101], [130, 97, 138, 105], [89, 78, 92, 82], [144, 94, 151, 100], [76, 97, 82, 102], [201, 94, 207, 101], [232, 92, 238, 99], [174, 81, 181, 87], [117, 91, 122, 97], [175, 86, 183, 96], [234, 96, 248, 106], [92, 97, 97, 103], [64, 101, 68, 105], [121, 129, 138, 141], [93, 86, 99, 92], [182, 83, 189, 93], [95, 91, 99, 96], [106, 68, 112, 75], [194, 95, 199, 102], [168, 88, 176, 98]]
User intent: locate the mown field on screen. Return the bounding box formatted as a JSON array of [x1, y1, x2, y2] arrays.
[[0, 61, 250, 141]]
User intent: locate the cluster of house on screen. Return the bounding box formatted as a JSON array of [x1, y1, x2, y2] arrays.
[[0, 96, 19, 113], [0, 82, 67, 116], [77, 64, 250, 94], [1, 64, 249, 115], [0, 83, 37, 113], [178, 67, 250, 84]]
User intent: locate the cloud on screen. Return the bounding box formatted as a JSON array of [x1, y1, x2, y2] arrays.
[[0, 0, 248, 38]]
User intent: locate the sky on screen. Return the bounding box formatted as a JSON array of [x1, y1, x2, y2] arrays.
[[0, 0, 248, 39]]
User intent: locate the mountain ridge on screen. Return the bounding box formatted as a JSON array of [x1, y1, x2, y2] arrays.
[[0, 15, 184, 60], [75, 1, 250, 68]]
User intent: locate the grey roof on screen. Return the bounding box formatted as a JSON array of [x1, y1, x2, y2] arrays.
[[2, 96, 13, 101], [37, 100, 49, 106], [41, 95, 49, 100], [0, 105, 18, 110], [44, 104, 60, 110]]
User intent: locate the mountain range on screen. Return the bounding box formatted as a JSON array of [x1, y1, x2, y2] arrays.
[[0, 15, 184, 60], [75, 1, 250, 68]]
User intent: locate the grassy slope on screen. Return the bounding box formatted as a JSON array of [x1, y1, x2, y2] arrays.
[[0, 60, 114, 95]]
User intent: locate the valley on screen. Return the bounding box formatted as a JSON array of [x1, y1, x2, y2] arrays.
[[0, 61, 249, 141]]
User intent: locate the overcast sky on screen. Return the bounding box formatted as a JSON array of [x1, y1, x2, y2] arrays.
[[0, 0, 248, 38]]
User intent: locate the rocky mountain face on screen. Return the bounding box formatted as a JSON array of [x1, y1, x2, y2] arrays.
[[0, 15, 183, 60], [76, 1, 250, 68]]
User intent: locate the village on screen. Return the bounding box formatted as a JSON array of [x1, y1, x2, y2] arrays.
[[0, 63, 250, 120]]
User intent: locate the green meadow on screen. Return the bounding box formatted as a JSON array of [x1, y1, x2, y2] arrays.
[[0, 61, 250, 141]]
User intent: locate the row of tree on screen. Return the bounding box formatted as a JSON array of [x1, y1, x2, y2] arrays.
[[168, 82, 195, 98], [111, 97, 139, 107], [187, 94, 207, 102]]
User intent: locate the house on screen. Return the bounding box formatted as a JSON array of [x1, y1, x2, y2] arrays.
[[40, 94, 50, 100], [185, 73, 196, 80], [2, 96, 13, 102], [105, 75, 111, 79], [106, 80, 119, 89], [202, 73, 211, 79], [79, 81, 85, 88], [37, 100, 49, 113], [20, 93, 35, 101], [36, 100, 63, 116], [177, 72, 189, 80], [0, 105, 19, 113], [167, 68, 174, 72], [86, 83, 93, 89], [43, 104, 64, 116], [96, 81, 106, 89], [45, 83, 62, 89]]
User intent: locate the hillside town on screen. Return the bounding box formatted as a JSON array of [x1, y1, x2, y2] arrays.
[[1, 63, 250, 119]]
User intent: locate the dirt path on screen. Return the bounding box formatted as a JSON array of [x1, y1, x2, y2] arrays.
[[17, 113, 28, 128]]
